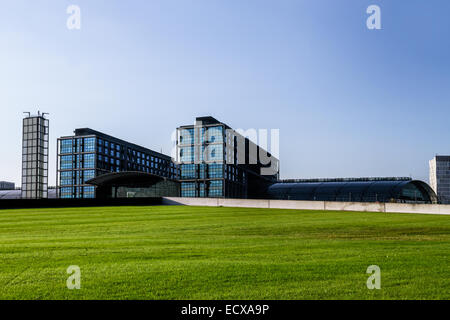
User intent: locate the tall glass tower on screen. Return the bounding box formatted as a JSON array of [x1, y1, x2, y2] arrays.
[[21, 112, 49, 199]]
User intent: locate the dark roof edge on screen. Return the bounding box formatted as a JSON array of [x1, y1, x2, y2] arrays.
[[280, 177, 412, 183], [70, 128, 172, 160]]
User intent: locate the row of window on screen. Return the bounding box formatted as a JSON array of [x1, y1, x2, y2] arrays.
[[61, 137, 177, 171], [60, 154, 95, 169], [178, 126, 224, 145], [22, 168, 48, 178], [22, 190, 48, 199], [60, 186, 95, 199], [22, 176, 48, 184], [60, 137, 96, 154], [23, 124, 48, 134], [23, 117, 49, 127], [23, 140, 49, 148], [181, 164, 224, 179], [180, 180, 223, 198], [21, 182, 48, 191], [179, 144, 224, 162], [23, 132, 49, 142], [60, 170, 96, 186]]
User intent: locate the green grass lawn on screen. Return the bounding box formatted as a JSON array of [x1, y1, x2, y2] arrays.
[[0, 205, 449, 300]]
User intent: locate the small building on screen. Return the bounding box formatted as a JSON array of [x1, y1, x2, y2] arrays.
[[0, 181, 15, 190]]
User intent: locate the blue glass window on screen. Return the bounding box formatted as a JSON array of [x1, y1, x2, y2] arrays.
[[181, 182, 196, 197], [60, 139, 73, 154], [61, 155, 73, 169], [60, 187, 74, 198], [83, 154, 95, 168], [84, 137, 95, 152], [179, 128, 194, 145], [83, 170, 95, 182], [180, 147, 194, 162], [181, 164, 196, 179], [60, 171, 74, 186], [208, 164, 223, 178], [83, 186, 95, 198], [208, 180, 223, 197], [206, 126, 223, 143], [204, 144, 223, 161]]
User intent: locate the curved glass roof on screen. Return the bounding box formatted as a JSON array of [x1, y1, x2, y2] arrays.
[[267, 180, 437, 203]]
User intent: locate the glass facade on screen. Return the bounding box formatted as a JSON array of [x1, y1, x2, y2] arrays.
[[21, 115, 49, 199], [178, 123, 226, 198], [57, 129, 179, 198], [177, 117, 279, 199]]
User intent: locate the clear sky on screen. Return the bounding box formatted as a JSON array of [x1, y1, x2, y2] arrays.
[[1, 0, 449, 186]]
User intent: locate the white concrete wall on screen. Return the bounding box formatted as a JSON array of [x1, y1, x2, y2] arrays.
[[268, 200, 325, 211], [162, 197, 450, 215], [218, 198, 270, 208], [324, 201, 386, 212], [385, 203, 447, 215]]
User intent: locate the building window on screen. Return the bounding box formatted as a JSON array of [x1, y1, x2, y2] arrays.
[[83, 170, 95, 183], [60, 139, 73, 154], [83, 154, 95, 168], [181, 164, 196, 179], [84, 137, 95, 152], [83, 186, 95, 198], [180, 146, 194, 162], [61, 155, 73, 169], [204, 144, 223, 161], [60, 171, 73, 186], [181, 182, 196, 197], [209, 180, 223, 197], [60, 187, 73, 198], [208, 164, 223, 178], [206, 126, 223, 143], [179, 128, 194, 145]]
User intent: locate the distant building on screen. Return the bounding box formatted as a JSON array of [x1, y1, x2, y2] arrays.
[[57, 128, 179, 198], [429, 156, 450, 204], [21, 112, 49, 199], [0, 181, 15, 190], [176, 116, 279, 198]]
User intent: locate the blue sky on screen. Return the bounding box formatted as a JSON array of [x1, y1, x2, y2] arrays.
[[1, 0, 449, 185]]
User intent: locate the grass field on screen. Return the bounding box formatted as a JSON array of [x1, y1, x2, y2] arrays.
[[0, 205, 449, 300]]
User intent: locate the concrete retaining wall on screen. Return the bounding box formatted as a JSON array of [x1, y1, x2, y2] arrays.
[[162, 197, 450, 215]]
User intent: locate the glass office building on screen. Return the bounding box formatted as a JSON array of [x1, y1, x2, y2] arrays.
[[176, 116, 279, 198], [57, 128, 178, 198], [21, 113, 49, 199]]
